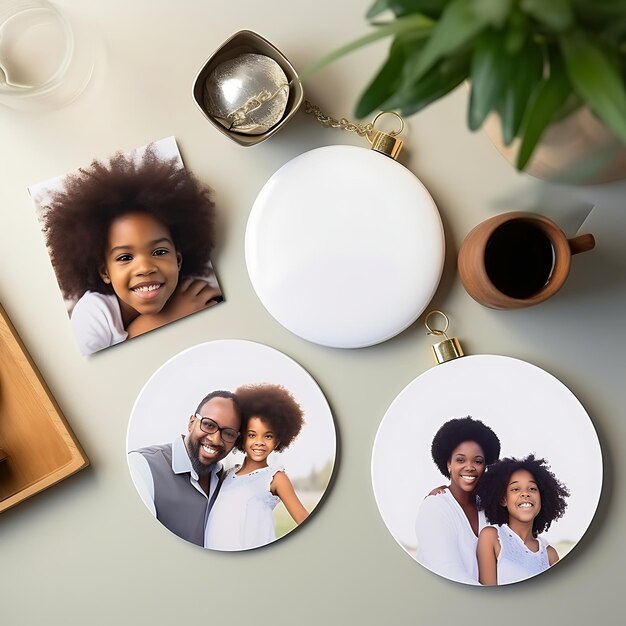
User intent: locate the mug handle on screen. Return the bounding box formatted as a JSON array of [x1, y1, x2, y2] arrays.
[[568, 233, 595, 255]]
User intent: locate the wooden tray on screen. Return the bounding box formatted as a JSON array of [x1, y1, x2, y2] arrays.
[[0, 303, 88, 513]]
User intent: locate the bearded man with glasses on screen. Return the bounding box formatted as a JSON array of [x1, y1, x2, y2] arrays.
[[128, 390, 242, 547]]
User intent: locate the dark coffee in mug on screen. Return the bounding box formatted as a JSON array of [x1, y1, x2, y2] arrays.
[[459, 211, 594, 309], [484, 221, 554, 299]]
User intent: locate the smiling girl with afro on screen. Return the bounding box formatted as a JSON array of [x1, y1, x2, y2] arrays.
[[476, 455, 570, 585], [205, 383, 308, 551], [40, 144, 221, 355]]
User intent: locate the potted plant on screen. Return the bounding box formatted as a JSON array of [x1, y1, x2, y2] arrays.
[[311, 0, 626, 182]]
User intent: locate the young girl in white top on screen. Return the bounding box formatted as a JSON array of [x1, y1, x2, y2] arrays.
[[476, 455, 569, 585], [40, 146, 221, 355], [206, 384, 308, 551]]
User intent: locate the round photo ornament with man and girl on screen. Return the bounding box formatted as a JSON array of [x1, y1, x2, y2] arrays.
[[126, 339, 337, 553]]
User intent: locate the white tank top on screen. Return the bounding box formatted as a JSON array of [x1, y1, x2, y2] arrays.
[[496, 524, 550, 585]]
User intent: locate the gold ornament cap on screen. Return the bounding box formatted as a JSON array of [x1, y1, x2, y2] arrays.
[[431, 336, 464, 364], [368, 111, 404, 161], [370, 130, 404, 160], [425, 310, 465, 365]]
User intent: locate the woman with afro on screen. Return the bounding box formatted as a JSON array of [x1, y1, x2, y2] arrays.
[[415, 416, 501, 584], [40, 145, 221, 355], [206, 383, 308, 551], [476, 455, 569, 585]]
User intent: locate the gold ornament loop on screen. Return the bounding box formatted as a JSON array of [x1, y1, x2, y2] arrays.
[[425, 310, 450, 339], [371, 110, 405, 138]]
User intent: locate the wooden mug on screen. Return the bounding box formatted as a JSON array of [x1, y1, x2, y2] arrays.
[[458, 212, 595, 310]]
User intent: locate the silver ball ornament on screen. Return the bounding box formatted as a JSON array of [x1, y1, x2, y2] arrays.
[[204, 53, 289, 135]]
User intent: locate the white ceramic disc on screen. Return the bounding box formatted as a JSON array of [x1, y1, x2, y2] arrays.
[[127, 340, 336, 551], [245, 145, 445, 348], [371, 354, 603, 585]]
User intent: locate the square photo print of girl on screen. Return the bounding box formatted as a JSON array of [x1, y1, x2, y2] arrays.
[[29, 137, 223, 356]]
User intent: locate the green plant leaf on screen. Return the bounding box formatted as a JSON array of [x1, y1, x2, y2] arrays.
[[601, 15, 626, 45], [367, 0, 445, 20], [572, 0, 626, 17], [356, 36, 428, 117], [560, 30, 626, 143], [504, 9, 530, 54], [520, 0, 574, 32], [356, 54, 405, 118], [407, 0, 513, 83], [392, 56, 470, 115], [516, 63, 571, 170], [367, 0, 393, 19], [298, 13, 433, 81], [474, 0, 515, 27], [468, 30, 509, 131], [500, 37, 544, 144]]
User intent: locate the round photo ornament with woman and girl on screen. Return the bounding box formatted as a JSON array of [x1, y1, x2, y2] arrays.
[[126, 339, 336, 552], [372, 353, 602, 586]]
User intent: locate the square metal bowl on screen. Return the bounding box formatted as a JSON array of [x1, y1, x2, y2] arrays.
[[193, 30, 304, 146]]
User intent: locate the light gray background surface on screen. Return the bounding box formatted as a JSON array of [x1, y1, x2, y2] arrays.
[[0, 1, 623, 624]]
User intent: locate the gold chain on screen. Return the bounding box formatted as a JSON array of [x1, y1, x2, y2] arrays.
[[213, 73, 396, 140], [223, 76, 375, 138], [303, 100, 374, 137]]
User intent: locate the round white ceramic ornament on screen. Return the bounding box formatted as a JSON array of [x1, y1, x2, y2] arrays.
[[245, 136, 445, 348], [371, 314, 602, 586]]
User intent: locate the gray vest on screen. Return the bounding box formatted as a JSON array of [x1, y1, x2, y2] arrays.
[[137, 442, 212, 547]]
